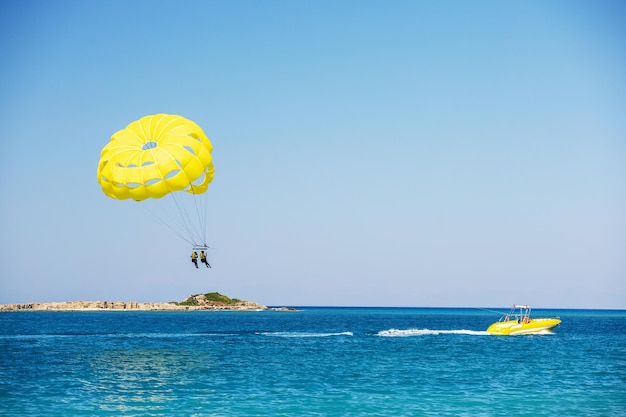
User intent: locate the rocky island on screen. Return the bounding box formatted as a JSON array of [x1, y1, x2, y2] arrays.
[[0, 292, 296, 312]]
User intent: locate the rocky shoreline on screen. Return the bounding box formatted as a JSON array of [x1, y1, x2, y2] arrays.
[[0, 293, 296, 312]]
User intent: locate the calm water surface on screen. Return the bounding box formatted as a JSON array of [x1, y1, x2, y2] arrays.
[[1, 308, 625, 416]]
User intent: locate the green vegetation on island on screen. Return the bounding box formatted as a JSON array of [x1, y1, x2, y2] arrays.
[[172, 292, 243, 306]]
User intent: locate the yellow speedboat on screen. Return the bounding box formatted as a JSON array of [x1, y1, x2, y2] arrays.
[[487, 305, 561, 336]]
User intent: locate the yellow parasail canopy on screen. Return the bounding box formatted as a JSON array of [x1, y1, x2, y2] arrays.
[[97, 114, 214, 201]]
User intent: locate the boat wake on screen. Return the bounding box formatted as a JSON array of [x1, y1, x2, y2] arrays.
[[259, 331, 353, 338], [377, 328, 490, 337]]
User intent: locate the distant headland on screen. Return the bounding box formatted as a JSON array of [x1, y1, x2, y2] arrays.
[[0, 292, 297, 312]]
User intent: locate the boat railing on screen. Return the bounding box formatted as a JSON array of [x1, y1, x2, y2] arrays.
[[497, 306, 533, 323]]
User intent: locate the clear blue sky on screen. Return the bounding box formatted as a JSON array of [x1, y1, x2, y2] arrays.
[[1, 0, 624, 308]]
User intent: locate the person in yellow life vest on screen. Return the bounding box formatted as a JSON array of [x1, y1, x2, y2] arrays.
[[191, 251, 199, 268], [200, 250, 211, 268]]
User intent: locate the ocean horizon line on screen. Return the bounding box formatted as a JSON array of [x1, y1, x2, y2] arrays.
[[269, 305, 626, 312], [2, 301, 624, 313]]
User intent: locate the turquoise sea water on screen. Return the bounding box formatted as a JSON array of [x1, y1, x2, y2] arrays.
[[1, 308, 625, 416]]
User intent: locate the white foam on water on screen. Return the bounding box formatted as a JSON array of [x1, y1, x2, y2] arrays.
[[259, 331, 353, 338], [376, 328, 490, 337]]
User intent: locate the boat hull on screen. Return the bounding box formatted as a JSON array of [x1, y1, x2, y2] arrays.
[[487, 318, 561, 336]]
